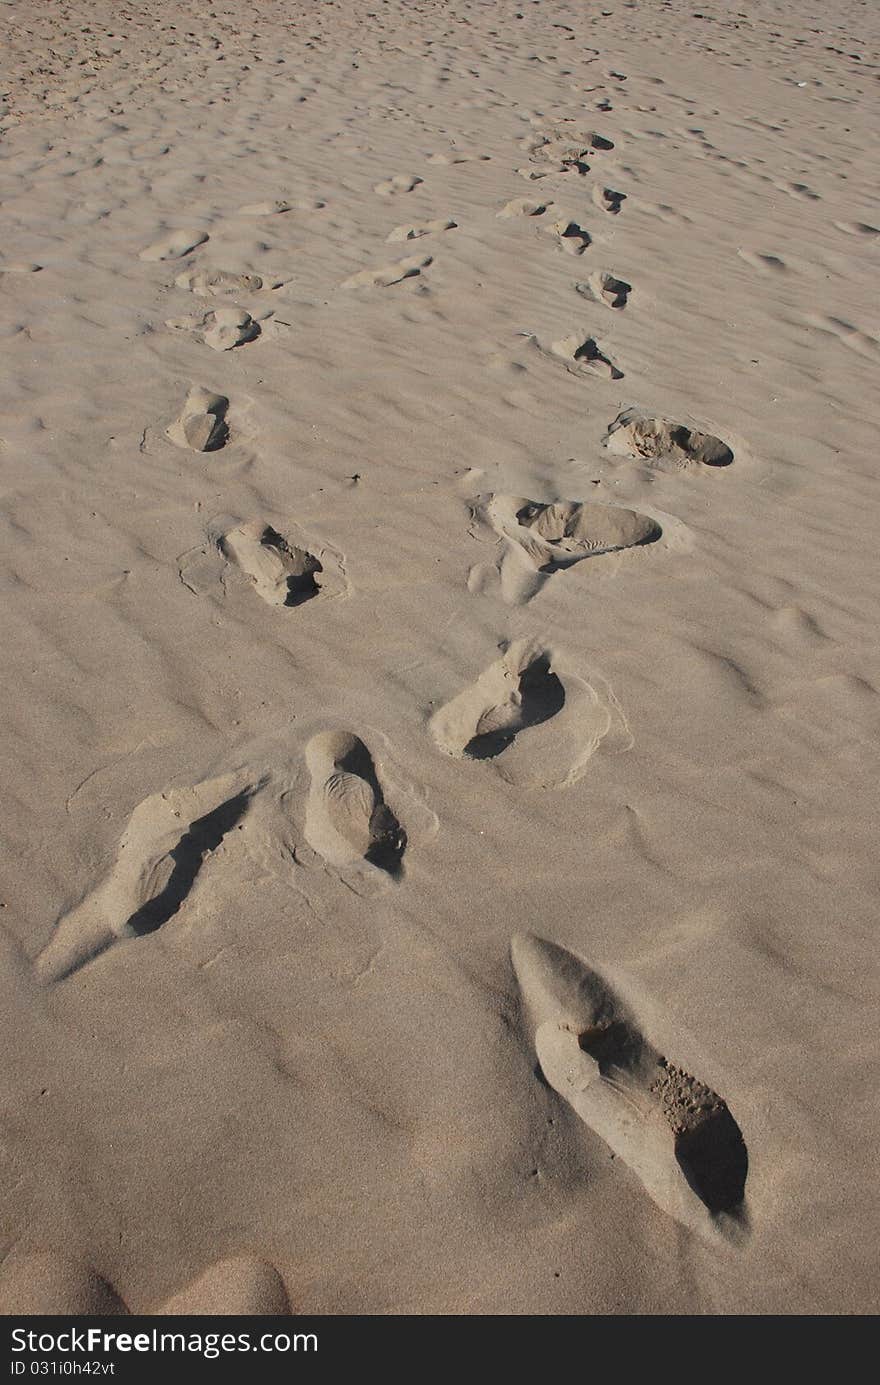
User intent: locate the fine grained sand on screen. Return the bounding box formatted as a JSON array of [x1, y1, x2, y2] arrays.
[[0, 0, 878, 1316]]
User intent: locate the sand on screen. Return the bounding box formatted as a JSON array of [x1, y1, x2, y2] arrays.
[[0, 0, 878, 1315]]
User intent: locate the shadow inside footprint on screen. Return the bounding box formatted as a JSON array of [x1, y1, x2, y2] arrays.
[[330, 735, 406, 875], [260, 527, 322, 607], [578, 272, 631, 309], [518, 500, 661, 572], [305, 731, 406, 878], [594, 186, 626, 214], [464, 654, 565, 759], [553, 336, 623, 379], [127, 789, 252, 935], [575, 1025, 747, 1212], [673, 1100, 750, 1214], [514, 933, 750, 1229], [219, 521, 325, 608], [606, 409, 734, 467]]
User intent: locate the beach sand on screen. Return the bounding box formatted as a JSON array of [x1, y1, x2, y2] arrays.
[[0, 0, 878, 1314]]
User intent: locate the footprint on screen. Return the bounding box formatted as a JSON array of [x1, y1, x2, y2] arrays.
[[544, 217, 591, 255], [426, 150, 489, 165], [373, 173, 423, 196], [592, 185, 626, 214], [156, 1257, 290, 1315], [219, 520, 342, 607], [165, 307, 261, 351], [497, 197, 552, 218], [474, 494, 661, 604], [517, 165, 565, 182], [783, 181, 819, 201], [0, 1254, 128, 1315], [577, 271, 631, 308], [544, 333, 623, 379], [387, 218, 457, 242], [430, 639, 620, 789], [237, 199, 293, 215], [139, 229, 209, 262], [605, 408, 733, 467], [175, 268, 266, 297], [833, 220, 879, 237], [180, 518, 346, 607], [341, 253, 431, 289], [534, 132, 613, 166], [581, 132, 615, 151], [167, 386, 229, 452], [36, 775, 257, 984], [511, 934, 749, 1236], [236, 197, 325, 215], [736, 250, 786, 274], [304, 731, 406, 877]]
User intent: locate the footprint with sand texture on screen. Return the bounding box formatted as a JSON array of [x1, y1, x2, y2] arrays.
[[304, 732, 406, 878], [497, 197, 552, 219], [592, 185, 626, 214], [470, 494, 661, 605], [511, 933, 749, 1240], [578, 271, 631, 309], [35, 774, 260, 985], [373, 173, 423, 196], [178, 518, 346, 608], [139, 229, 208, 262], [167, 386, 229, 452], [235, 197, 325, 216], [605, 408, 734, 468], [544, 217, 591, 255], [216, 519, 346, 608], [529, 331, 623, 380], [426, 150, 489, 165], [342, 253, 432, 289], [430, 639, 626, 789], [387, 218, 457, 243], [165, 306, 261, 351]]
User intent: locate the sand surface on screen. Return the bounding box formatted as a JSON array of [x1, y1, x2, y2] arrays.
[[1, 0, 878, 1315]]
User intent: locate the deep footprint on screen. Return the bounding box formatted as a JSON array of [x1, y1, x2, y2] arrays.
[[477, 494, 661, 604], [126, 790, 251, 936], [497, 197, 552, 219], [549, 333, 623, 379], [175, 268, 266, 297], [465, 654, 564, 759], [545, 217, 591, 255], [511, 933, 749, 1235], [165, 307, 261, 351], [167, 386, 229, 452], [304, 731, 406, 876], [139, 228, 208, 262], [430, 640, 614, 788], [35, 776, 257, 984], [578, 271, 631, 309], [342, 253, 431, 289], [387, 218, 456, 242], [593, 185, 626, 214], [373, 173, 423, 196], [220, 522, 324, 607], [605, 408, 734, 468]]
